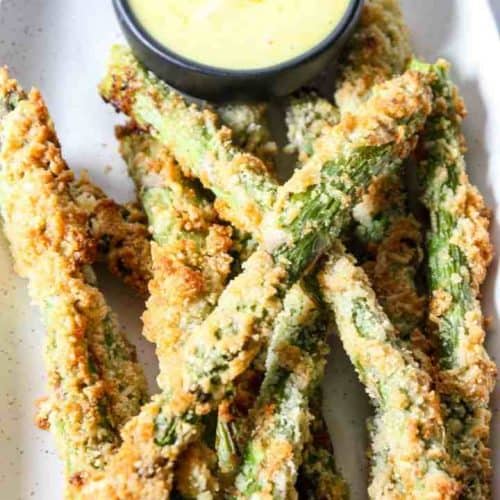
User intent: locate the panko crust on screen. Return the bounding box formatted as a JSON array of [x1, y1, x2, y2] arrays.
[[415, 59, 496, 498], [335, 0, 412, 112], [72, 173, 152, 296], [100, 47, 277, 235], [319, 248, 460, 499], [0, 77, 146, 487], [280, 69, 432, 203]]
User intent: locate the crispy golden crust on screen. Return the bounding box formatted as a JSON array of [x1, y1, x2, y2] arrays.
[[160, 249, 286, 417], [415, 60, 496, 498], [0, 84, 148, 484], [174, 442, 220, 498], [335, 0, 412, 113], [69, 395, 199, 500], [100, 48, 277, 234], [0, 66, 27, 118], [275, 69, 432, 210], [72, 173, 152, 296], [148, 222, 234, 392], [432, 180, 495, 402], [319, 249, 459, 499], [217, 103, 277, 167], [362, 216, 427, 340]]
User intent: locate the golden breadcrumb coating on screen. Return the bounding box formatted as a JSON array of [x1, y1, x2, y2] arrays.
[[0, 71, 147, 489], [71, 173, 152, 296], [319, 247, 460, 500], [174, 442, 220, 498], [335, 0, 412, 113]]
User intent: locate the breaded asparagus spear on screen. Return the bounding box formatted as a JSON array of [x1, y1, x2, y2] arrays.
[[286, 0, 425, 348], [80, 64, 433, 498], [284, 98, 350, 500], [118, 124, 234, 498], [0, 70, 147, 486], [99, 45, 277, 235], [233, 284, 330, 499], [114, 105, 275, 495], [70, 175, 152, 296], [413, 60, 496, 499], [334, 0, 412, 113], [318, 244, 459, 499]]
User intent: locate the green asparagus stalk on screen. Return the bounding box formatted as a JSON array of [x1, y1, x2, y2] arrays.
[[99, 45, 277, 235], [80, 58, 433, 498], [284, 6, 414, 496], [412, 59, 496, 499], [318, 243, 459, 499], [284, 95, 356, 500], [233, 284, 330, 499], [0, 70, 147, 487]]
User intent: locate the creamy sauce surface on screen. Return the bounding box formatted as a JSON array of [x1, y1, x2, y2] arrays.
[[129, 0, 351, 70]]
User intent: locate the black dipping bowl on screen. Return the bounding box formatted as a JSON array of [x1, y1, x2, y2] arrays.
[[113, 0, 364, 102]]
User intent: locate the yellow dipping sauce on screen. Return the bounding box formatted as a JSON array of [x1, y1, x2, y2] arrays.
[[128, 0, 351, 70]]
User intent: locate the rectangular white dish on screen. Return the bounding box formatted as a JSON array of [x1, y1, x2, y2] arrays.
[[0, 1, 498, 498]]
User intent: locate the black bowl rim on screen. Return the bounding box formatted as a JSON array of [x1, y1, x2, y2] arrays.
[[114, 0, 364, 79]]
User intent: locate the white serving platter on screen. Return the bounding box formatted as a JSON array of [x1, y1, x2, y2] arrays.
[[0, 1, 499, 498]]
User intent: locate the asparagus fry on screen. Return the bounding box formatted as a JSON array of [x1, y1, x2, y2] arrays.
[[0, 70, 147, 487], [286, 90, 426, 346], [413, 60, 496, 499], [283, 6, 415, 496], [99, 45, 277, 234], [337, 0, 421, 338], [118, 124, 235, 498], [318, 244, 459, 499], [233, 284, 330, 499], [105, 105, 274, 495]]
